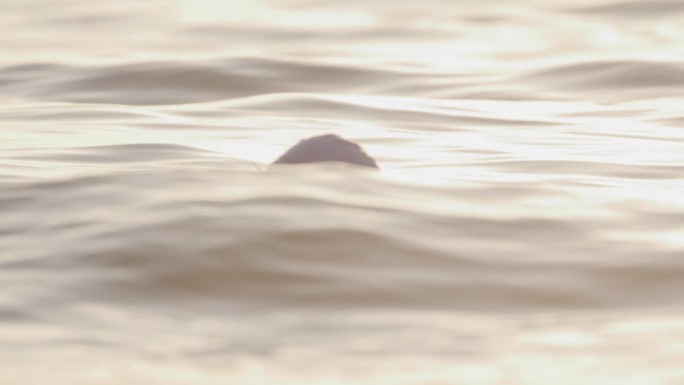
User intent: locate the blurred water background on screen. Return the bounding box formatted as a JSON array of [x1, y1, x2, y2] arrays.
[[2, 0, 684, 383]]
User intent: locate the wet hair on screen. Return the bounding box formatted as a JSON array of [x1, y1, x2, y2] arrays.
[[272, 134, 378, 169]]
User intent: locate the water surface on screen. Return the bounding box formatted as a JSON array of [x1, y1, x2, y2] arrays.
[[2, 0, 684, 383]]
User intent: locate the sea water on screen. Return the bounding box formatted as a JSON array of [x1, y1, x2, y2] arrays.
[[2, 0, 684, 383]]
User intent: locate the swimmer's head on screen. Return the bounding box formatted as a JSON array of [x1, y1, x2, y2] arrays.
[[272, 134, 378, 169]]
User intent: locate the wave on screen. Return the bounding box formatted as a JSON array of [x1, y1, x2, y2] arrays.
[[570, 0, 684, 17], [519, 60, 684, 100], [0, 58, 417, 105], [12, 143, 216, 163], [6, 57, 681, 108], [2, 166, 683, 313]]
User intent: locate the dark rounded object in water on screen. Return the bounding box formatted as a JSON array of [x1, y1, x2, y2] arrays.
[[272, 134, 379, 169]]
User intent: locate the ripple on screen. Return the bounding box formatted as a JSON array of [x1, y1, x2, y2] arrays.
[[521, 60, 684, 98], [0, 58, 411, 105], [570, 0, 684, 18], [475, 160, 684, 180], [217, 93, 558, 127], [13, 143, 215, 163]]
